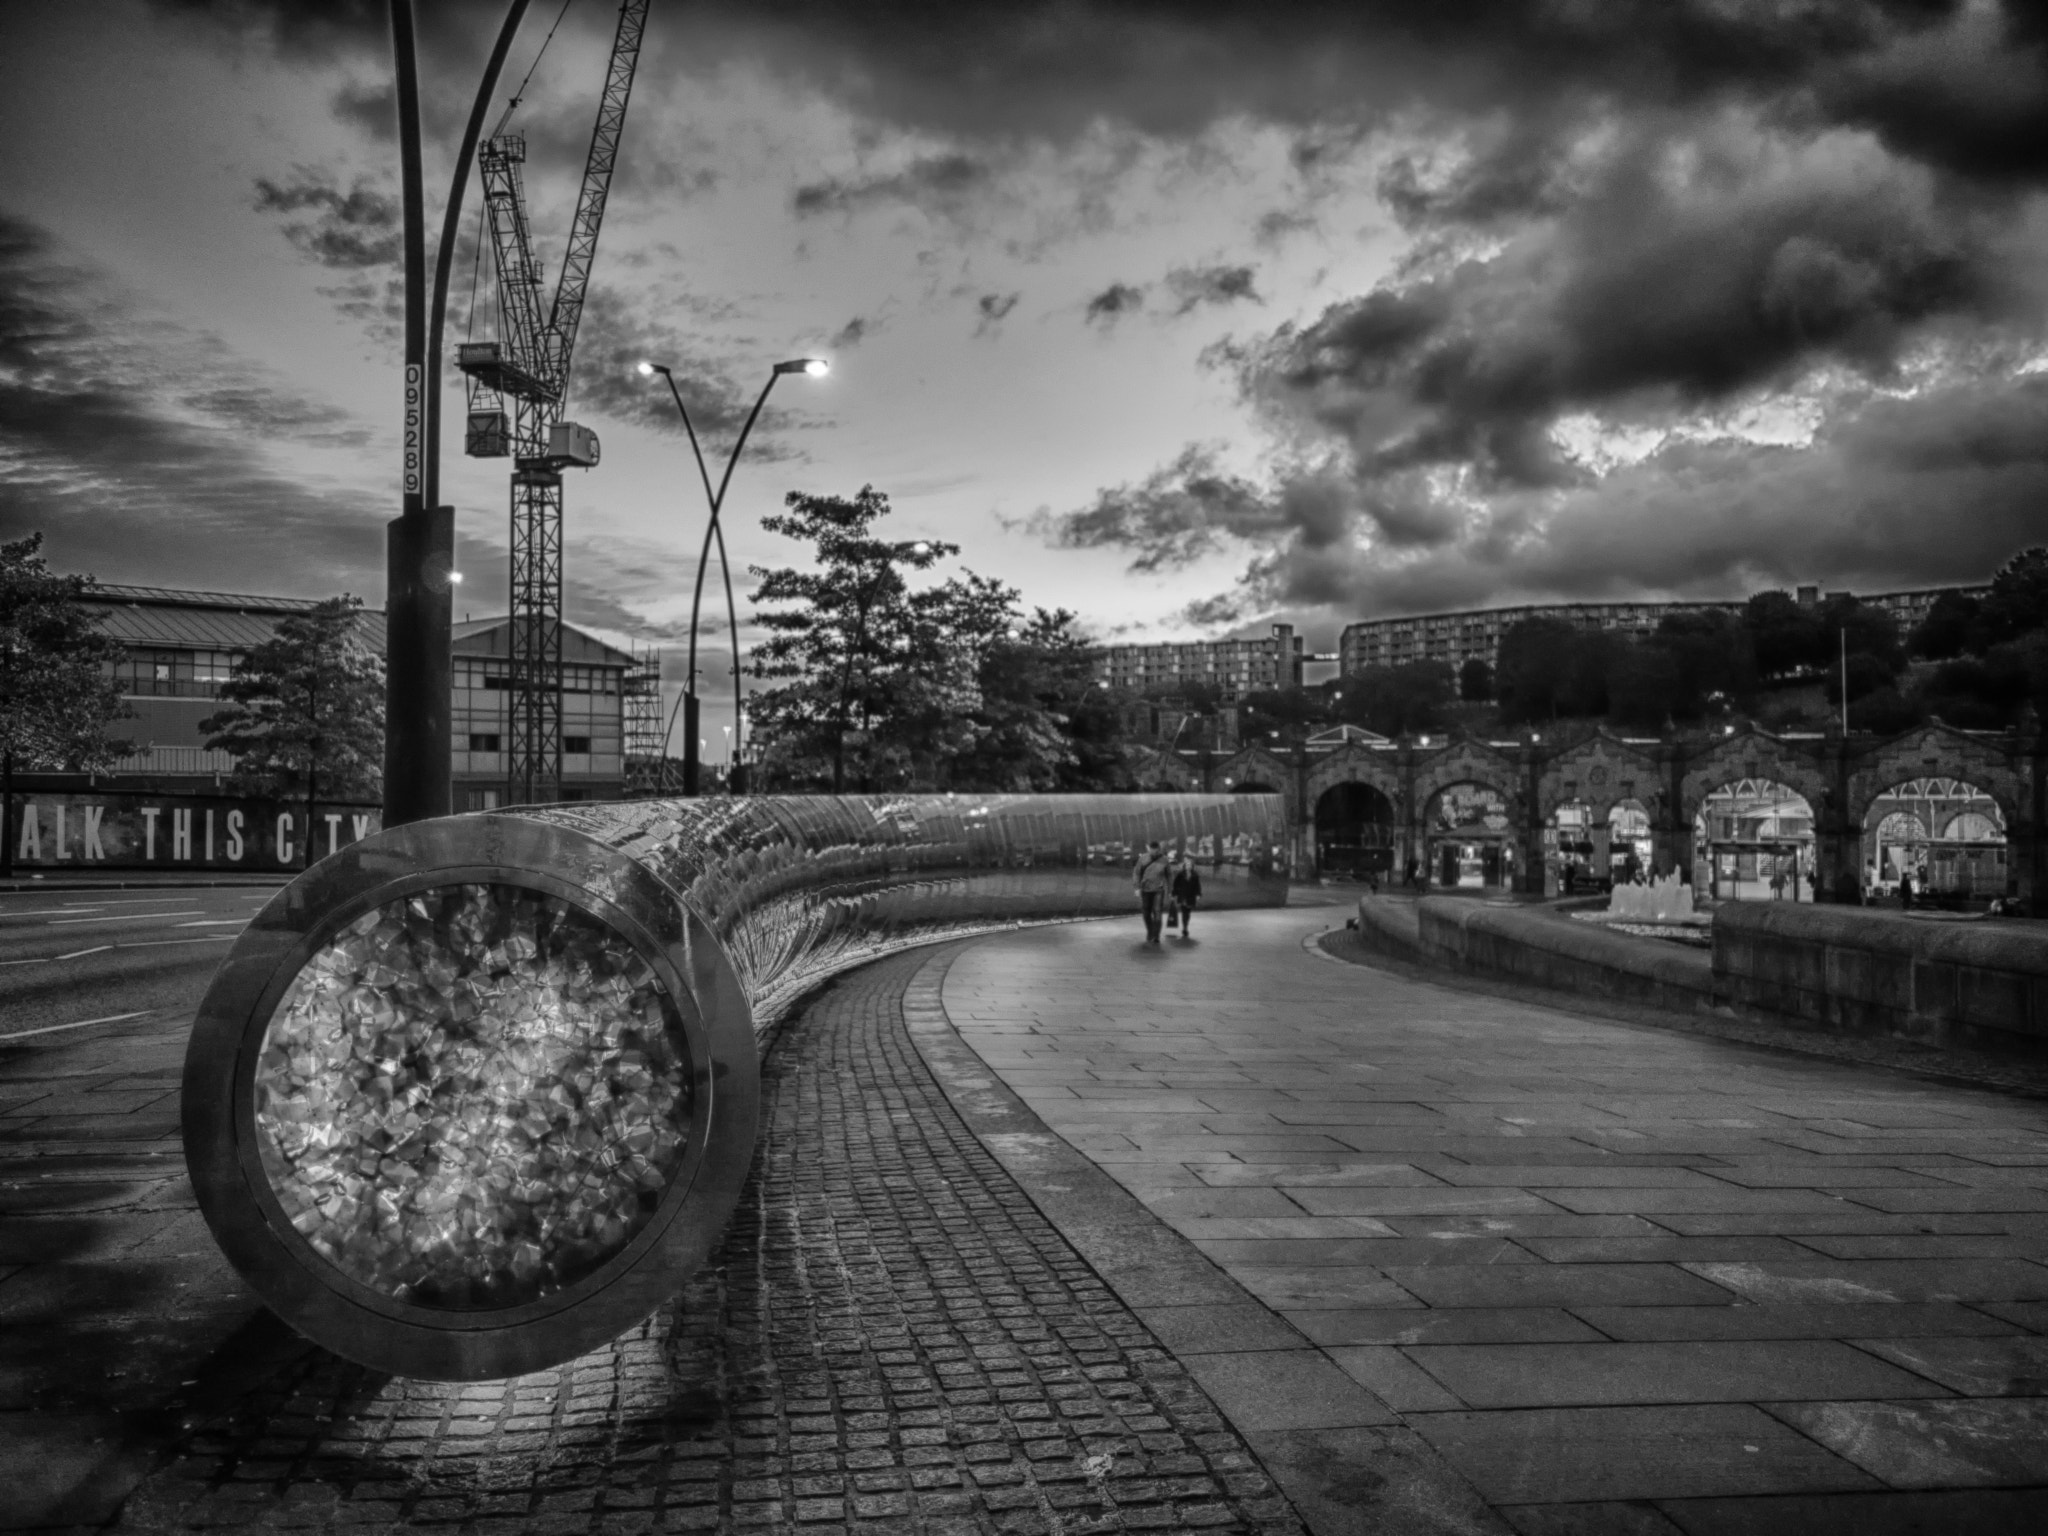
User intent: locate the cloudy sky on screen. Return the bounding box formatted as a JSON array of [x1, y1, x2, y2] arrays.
[[4, 0, 2048, 737]]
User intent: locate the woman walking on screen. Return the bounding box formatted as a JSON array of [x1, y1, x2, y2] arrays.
[[1134, 841, 1172, 944], [1170, 856, 1203, 940]]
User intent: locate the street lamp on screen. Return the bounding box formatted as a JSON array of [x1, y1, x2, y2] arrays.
[[639, 357, 828, 795]]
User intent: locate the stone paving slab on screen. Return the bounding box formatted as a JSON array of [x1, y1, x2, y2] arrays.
[[2, 943, 1369, 1534], [936, 908, 2048, 1531]]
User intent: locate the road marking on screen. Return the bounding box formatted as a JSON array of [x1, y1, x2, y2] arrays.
[[54, 945, 114, 961], [0, 907, 115, 918], [0, 1010, 153, 1043], [46, 910, 202, 926], [173, 919, 247, 928]]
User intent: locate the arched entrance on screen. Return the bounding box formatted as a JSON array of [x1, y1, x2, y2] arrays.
[[1426, 782, 1514, 890], [1315, 782, 1396, 880], [1609, 800, 1653, 884], [1547, 800, 1597, 895], [1861, 777, 2008, 904], [1694, 779, 1814, 901]]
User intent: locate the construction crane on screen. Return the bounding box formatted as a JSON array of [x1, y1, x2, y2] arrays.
[[458, 0, 651, 806]]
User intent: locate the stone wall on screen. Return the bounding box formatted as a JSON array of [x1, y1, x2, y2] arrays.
[[1410, 898, 1717, 1015], [1713, 902, 2048, 1055]]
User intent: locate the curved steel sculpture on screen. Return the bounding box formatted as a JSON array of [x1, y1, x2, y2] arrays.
[[183, 794, 1286, 1380]]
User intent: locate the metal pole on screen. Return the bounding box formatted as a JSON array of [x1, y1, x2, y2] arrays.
[[381, 0, 451, 829], [424, 0, 532, 514], [1840, 625, 1849, 735]]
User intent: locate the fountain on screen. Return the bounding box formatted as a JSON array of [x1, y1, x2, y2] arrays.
[[1607, 869, 1697, 923]]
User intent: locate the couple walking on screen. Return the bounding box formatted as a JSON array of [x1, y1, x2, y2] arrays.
[[1134, 841, 1201, 944]]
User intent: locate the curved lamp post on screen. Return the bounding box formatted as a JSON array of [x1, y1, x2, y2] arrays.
[[638, 358, 827, 794]]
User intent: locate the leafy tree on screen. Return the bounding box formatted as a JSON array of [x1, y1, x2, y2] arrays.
[[1816, 594, 1903, 674], [1607, 642, 1683, 731], [1911, 590, 1983, 660], [1976, 547, 2048, 649], [1742, 590, 1826, 677], [951, 607, 1117, 791], [1458, 657, 1493, 703], [747, 487, 958, 792], [1238, 686, 1332, 746], [1648, 609, 1755, 718], [1494, 617, 1580, 722], [200, 596, 384, 803], [0, 533, 132, 772], [1332, 663, 1456, 737]]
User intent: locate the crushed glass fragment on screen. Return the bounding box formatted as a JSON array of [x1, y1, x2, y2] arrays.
[[254, 883, 691, 1310]]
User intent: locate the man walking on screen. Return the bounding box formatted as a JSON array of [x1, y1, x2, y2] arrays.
[[1135, 841, 1172, 944]]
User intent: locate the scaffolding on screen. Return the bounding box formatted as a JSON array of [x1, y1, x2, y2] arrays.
[[622, 641, 666, 797]]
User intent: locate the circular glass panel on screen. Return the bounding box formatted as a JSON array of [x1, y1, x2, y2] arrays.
[[253, 883, 693, 1311]]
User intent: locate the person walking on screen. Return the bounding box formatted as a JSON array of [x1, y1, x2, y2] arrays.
[[1134, 841, 1171, 944], [1170, 856, 1203, 939]]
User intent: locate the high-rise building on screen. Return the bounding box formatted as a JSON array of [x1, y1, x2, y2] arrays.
[[1093, 623, 1303, 701], [1339, 586, 1987, 675]]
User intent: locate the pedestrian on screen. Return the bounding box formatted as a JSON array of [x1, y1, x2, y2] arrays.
[[1898, 868, 1914, 910], [1134, 840, 1171, 944], [1170, 855, 1203, 939]]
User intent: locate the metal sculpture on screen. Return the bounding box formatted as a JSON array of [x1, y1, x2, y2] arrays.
[[183, 794, 1286, 1379]]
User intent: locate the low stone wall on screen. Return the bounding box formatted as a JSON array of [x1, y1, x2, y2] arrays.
[[1713, 902, 2048, 1055], [1410, 898, 1717, 1015]]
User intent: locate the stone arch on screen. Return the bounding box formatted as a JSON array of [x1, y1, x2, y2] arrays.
[[1420, 778, 1519, 890], [1214, 746, 1296, 824], [1129, 747, 1200, 793], [1536, 730, 1662, 824], [1304, 742, 1403, 808], [1844, 723, 2028, 835], [1313, 781, 1399, 878], [1677, 728, 1829, 830], [1411, 737, 1520, 818]]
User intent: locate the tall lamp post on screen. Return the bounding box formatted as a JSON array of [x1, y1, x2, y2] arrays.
[[637, 358, 828, 795]]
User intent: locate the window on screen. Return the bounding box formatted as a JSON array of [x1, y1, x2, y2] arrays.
[[469, 733, 501, 752], [464, 789, 500, 811], [564, 735, 592, 755]]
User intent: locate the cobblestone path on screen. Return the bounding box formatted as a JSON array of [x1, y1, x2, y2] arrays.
[[113, 945, 1306, 1535]]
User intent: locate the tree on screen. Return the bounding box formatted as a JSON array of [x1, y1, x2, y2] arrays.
[[1911, 590, 1983, 660], [1647, 609, 1755, 718], [1458, 657, 1493, 703], [1742, 590, 1826, 677], [748, 485, 993, 792], [950, 607, 1110, 791], [1333, 663, 1455, 737], [1976, 547, 2048, 649], [201, 597, 384, 808], [1494, 617, 1579, 722], [0, 533, 132, 772]]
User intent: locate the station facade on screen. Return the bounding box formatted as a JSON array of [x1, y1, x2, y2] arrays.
[[1134, 722, 2044, 908]]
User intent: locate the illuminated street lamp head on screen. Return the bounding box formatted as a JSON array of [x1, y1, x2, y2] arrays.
[[774, 358, 830, 377], [448, 571, 464, 586], [910, 540, 932, 556], [637, 360, 669, 377]]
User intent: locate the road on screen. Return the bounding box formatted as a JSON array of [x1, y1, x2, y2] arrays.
[[0, 885, 278, 1045]]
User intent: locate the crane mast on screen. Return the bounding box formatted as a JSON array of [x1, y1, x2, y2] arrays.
[[459, 0, 650, 806]]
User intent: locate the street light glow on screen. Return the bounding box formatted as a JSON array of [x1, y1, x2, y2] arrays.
[[637, 360, 667, 377], [773, 357, 830, 377]]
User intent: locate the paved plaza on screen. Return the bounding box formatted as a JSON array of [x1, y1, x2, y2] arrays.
[[5, 901, 2048, 1532]]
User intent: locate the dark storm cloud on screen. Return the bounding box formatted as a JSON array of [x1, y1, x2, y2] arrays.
[[255, 171, 402, 268], [0, 211, 388, 596], [1165, 263, 1260, 315], [1027, 445, 1284, 572], [1084, 282, 1145, 325], [564, 287, 762, 444], [792, 153, 992, 218], [830, 317, 870, 348], [1234, 113, 2035, 489], [157, 3, 2047, 189]]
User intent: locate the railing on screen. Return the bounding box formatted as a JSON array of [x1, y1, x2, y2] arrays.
[[183, 794, 1287, 1381], [107, 746, 237, 775]]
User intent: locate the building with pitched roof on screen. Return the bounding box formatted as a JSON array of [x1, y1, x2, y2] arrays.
[[78, 585, 642, 805]]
